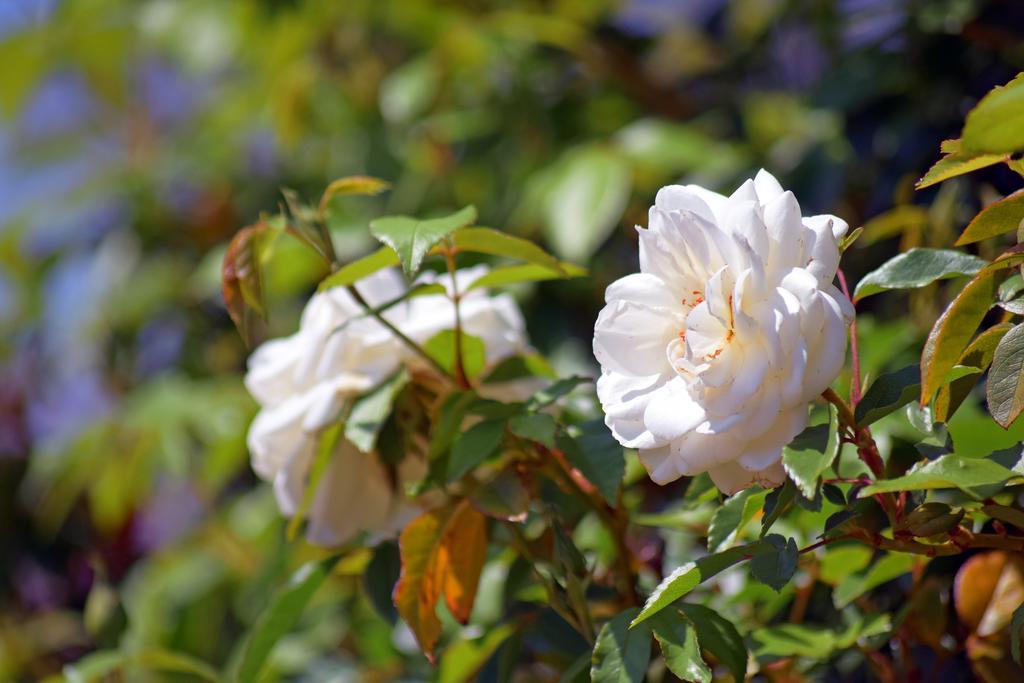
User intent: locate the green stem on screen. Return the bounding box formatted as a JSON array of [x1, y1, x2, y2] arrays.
[[442, 239, 471, 389]]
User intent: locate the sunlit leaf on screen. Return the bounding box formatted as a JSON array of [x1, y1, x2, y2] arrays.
[[707, 487, 766, 552], [650, 611, 711, 683], [677, 604, 747, 682], [853, 248, 987, 301], [318, 175, 390, 215], [466, 262, 587, 290], [437, 623, 516, 683], [988, 323, 1024, 428], [916, 138, 1005, 190], [956, 189, 1024, 246], [859, 453, 1016, 497], [936, 323, 1013, 422], [370, 205, 477, 276], [345, 369, 410, 453], [448, 227, 564, 271], [833, 553, 918, 608], [317, 246, 400, 291], [591, 608, 652, 683], [234, 556, 340, 683], [424, 330, 487, 380], [962, 73, 1024, 154]]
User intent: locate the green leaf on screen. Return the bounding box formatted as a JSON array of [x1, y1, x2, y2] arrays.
[[981, 503, 1024, 530], [318, 175, 390, 216], [782, 412, 839, 499], [752, 623, 836, 659], [853, 248, 987, 301], [677, 604, 747, 683], [369, 205, 477, 276], [936, 323, 1013, 422], [631, 542, 767, 626], [558, 421, 625, 505], [424, 330, 487, 380], [508, 412, 557, 448], [317, 246, 400, 291], [962, 73, 1024, 154], [287, 423, 344, 541], [447, 418, 507, 482], [916, 139, 1005, 190], [650, 612, 711, 683], [363, 541, 401, 623], [859, 453, 1016, 497], [438, 623, 516, 683], [955, 189, 1024, 246], [345, 369, 410, 453], [448, 227, 564, 271], [707, 488, 767, 552], [591, 608, 652, 683], [466, 262, 587, 291], [527, 376, 592, 410], [855, 365, 921, 427], [749, 535, 799, 592], [234, 556, 340, 683], [833, 553, 917, 608], [987, 322, 1024, 428], [540, 145, 631, 263], [64, 648, 222, 683], [429, 390, 478, 461], [760, 481, 797, 537]]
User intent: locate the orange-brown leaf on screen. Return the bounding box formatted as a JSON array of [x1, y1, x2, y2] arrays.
[[222, 222, 269, 346], [439, 501, 488, 624], [393, 500, 489, 661]]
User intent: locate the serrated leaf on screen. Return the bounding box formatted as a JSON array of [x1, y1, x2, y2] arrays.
[[962, 73, 1024, 154], [855, 365, 921, 426], [465, 262, 587, 290], [859, 453, 1016, 497], [677, 604, 747, 682], [749, 535, 799, 591], [707, 488, 767, 552], [936, 323, 1013, 422], [558, 421, 625, 505], [783, 412, 839, 499], [508, 412, 557, 448], [591, 608, 652, 683], [447, 418, 507, 482], [345, 369, 410, 453], [318, 175, 390, 215], [370, 205, 477, 276], [424, 330, 487, 380], [916, 138, 1005, 190], [853, 248, 987, 301], [987, 322, 1024, 428], [394, 501, 488, 660], [234, 556, 340, 683], [317, 246, 400, 291], [650, 612, 712, 683], [956, 189, 1024, 246], [632, 542, 767, 626]]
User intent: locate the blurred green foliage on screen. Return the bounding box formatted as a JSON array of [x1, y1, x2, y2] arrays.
[[3, 0, 1024, 681]]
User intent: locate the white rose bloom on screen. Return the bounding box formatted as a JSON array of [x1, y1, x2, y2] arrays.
[[246, 265, 534, 545], [593, 170, 853, 494]]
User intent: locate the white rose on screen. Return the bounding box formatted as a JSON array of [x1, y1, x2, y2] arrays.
[[593, 170, 853, 494], [246, 265, 535, 545]]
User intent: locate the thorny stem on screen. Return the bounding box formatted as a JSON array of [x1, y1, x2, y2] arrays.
[[837, 268, 862, 406], [821, 388, 900, 525]]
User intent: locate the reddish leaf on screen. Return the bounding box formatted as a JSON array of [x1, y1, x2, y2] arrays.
[[393, 500, 488, 661], [222, 222, 271, 346]]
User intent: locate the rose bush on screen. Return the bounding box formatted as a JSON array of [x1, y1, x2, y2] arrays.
[[245, 265, 535, 544], [593, 170, 854, 493]]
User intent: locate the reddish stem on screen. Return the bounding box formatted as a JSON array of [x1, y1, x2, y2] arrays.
[[837, 268, 862, 405]]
